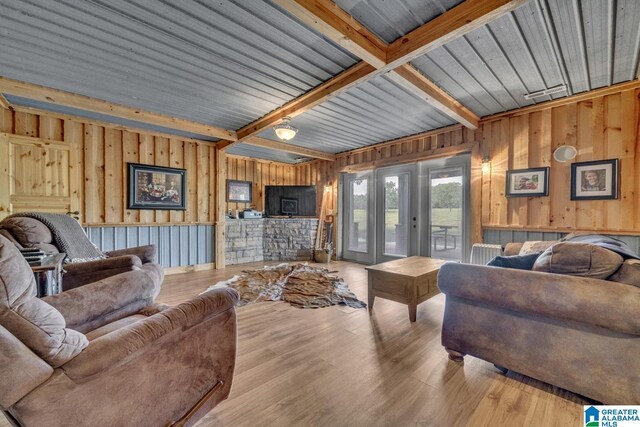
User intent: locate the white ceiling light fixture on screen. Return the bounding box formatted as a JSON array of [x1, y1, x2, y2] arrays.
[[273, 116, 298, 141]]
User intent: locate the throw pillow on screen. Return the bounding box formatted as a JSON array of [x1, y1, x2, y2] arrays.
[[488, 253, 541, 270], [532, 242, 623, 279], [519, 240, 556, 255], [609, 259, 640, 288]]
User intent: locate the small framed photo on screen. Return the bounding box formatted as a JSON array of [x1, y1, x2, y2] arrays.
[[281, 197, 298, 215], [571, 159, 618, 200], [128, 163, 186, 210], [226, 180, 252, 203], [506, 167, 549, 197]]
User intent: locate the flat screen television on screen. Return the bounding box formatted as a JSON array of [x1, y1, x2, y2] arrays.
[[265, 185, 317, 217]]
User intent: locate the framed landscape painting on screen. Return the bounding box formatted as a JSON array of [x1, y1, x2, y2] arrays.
[[570, 159, 618, 200], [227, 180, 253, 203], [505, 167, 549, 197], [128, 163, 187, 210]]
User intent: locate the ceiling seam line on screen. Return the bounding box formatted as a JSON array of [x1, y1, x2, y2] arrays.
[[536, 0, 574, 95]]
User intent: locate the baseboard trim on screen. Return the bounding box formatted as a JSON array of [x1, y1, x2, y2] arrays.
[[164, 262, 216, 275]]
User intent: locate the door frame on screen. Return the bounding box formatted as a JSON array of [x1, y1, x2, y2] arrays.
[[418, 154, 471, 262], [374, 163, 418, 263], [341, 170, 375, 264]]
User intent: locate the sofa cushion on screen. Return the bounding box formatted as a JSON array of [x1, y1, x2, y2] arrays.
[[518, 240, 556, 255], [609, 259, 640, 288], [0, 236, 87, 367], [0, 217, 53, 246], [487, 253, 540, 270], [532, 242, 623, 279]]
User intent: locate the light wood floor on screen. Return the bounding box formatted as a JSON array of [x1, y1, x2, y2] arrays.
[[161, 261, 590, 427], [2, 261, 591, 427]]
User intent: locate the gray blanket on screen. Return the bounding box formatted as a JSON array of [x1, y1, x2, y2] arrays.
[[562, 234, 640, 260], [8, 213, 105, 263]]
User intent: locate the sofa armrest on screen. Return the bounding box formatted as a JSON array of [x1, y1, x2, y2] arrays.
[[438, 263, 640, 335], [43, 269, 160, 331], [60, 288, 239, 381], [62, 256, 142, 290], [105, 245, 157, 264]]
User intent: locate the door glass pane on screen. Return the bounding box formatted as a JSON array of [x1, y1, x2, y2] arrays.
[[430, 168, 463, 261], [348, 178, 368, 252], [384, 174, 409, 256]]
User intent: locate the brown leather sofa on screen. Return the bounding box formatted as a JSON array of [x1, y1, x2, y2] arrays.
[[0, 216, 158, 290], [0, 235, 239, 426], [439, 241, 640, 404]]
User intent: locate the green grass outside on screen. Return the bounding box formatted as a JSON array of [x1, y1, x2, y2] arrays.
[[351, 208, 461, 235]]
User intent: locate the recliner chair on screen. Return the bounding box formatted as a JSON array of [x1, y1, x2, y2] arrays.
[[0, 216, 158, 290], [0, 235, 239, 426]]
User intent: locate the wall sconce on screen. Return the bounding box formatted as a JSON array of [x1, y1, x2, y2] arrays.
[[481, 155, 491, 174]]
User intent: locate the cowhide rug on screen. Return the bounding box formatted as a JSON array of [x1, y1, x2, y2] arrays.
[[207, 263, 366, 309]]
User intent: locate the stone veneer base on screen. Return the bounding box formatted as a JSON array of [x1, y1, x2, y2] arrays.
[[225, 218, 318, 266]]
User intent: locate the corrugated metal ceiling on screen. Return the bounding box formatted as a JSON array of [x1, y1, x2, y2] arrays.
[[259, 73, 455, 153], [1, 0, 639, 161], [410, 0, 640, 117], [225, 143, 311, 164], [333, 0, 465, 44], [0, 0, 358, 130]]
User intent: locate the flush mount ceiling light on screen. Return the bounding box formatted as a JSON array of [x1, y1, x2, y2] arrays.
[[523, 84, 567, 100], [273, 116, 298, 141]]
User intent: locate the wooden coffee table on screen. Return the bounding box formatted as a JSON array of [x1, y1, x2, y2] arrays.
[[365, 256, 449, 322]]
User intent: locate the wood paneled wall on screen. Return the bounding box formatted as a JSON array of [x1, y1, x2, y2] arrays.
[[335, 125, 481, 172], [0, 108, 217, 225], [332, 81, 640, 238], [224, 155, 297, 214], [479, 85, 640, 234]]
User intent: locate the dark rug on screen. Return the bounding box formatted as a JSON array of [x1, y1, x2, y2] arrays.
[[207, 263, 366, 309]]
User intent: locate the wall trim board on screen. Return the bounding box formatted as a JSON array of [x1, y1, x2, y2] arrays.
[[337, 141, 476, 172], [482, 80, 640, 122], [164, 263, 216, 275], [10, 105, 218, 146], [483, 226, 640, 237], [335, 123, 466, 157]]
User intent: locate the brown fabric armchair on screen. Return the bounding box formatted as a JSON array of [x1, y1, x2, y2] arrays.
[[0, 216, 158, 290], [438, 245, 640, 404], [0, 235, 239, 427]]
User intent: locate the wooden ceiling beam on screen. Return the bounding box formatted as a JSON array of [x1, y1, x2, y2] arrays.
[[389, 64, 479, 129], [0, 93, 11, 110], [225, 61, 376, 150], [0, 77, 237, 141], [273, 0, 387, 68], [243, 136, 336, 161], [386, 0, 529, 68], [267, 0, 492, 131]]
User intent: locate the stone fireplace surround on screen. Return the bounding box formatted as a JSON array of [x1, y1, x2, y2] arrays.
[[225, 218, 318, 265]]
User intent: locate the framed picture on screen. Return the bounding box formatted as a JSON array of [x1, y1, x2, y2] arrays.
[[281, 197, 298, 215], [128, 163, 186, 210], [570, 159, 618, 200], [226, 180, 252, 203], [506, 167, 549, 197]]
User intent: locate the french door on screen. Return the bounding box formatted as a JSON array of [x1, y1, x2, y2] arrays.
[[341, 155, 469, 264], [341, 171, 375, 264], [375, 164, 417, 263]]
